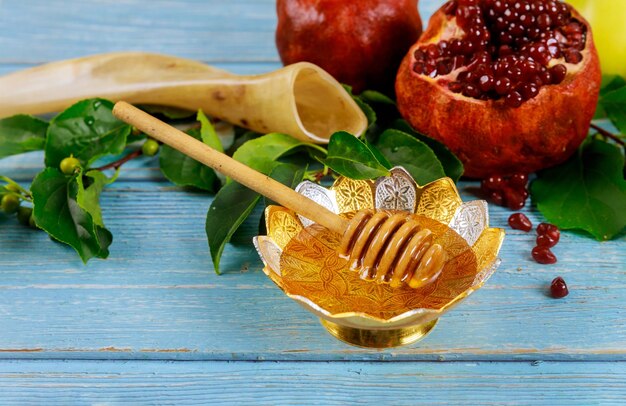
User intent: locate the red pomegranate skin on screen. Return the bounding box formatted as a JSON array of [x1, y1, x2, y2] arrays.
[[276, 0, 422, 94], [395, 5, 602, 178]]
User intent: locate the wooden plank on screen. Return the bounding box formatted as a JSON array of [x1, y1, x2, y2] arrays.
[[0, 0, 435, 65], [0, 62, 284, 77], [0, 152, 624, 361], [0, 0, 440, 66], [0, 0, 278, 64], [0, 360, 624, 405]]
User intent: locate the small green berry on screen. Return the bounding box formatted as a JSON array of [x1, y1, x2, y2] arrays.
[[131, 126, 143, 136], [60, 156, 81, 175], [1, 194, 20, 214], [142, 139, 160, 156], [29, 214, 37, 229], [16, 206, 33, 226], [5, 183, 21, 193]]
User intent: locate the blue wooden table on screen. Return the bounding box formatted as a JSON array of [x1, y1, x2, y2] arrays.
[[1, 1, 625, 404]]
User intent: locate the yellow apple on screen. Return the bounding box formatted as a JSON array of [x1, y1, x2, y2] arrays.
[[566, 0, 626, 77]]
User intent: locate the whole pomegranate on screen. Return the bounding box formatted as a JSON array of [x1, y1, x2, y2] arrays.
[[396, 0, 601, 178], [276, 0, 423, 94]]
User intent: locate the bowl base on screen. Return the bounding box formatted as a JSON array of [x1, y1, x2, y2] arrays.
[[320, 318, 438, 349]]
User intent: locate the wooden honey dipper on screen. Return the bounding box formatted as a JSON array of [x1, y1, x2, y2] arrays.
[[113, 102, 446, 289]]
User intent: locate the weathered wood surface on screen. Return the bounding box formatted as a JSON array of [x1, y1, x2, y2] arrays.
[[0, 360, 624, 405], [1, 154, 625, 363], [1, 0, 625, 403]]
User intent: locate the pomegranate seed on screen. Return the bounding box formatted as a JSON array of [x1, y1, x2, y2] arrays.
[[443, 0, 458, 15], [478, 74, 495, 92], [420, 0, 584, 105], [508, 173, 528, 188], [537, 233, 558, 248], [413, 49, 426, 61], [521, 188, 529, 199], [463, 83, 481, 98], [449, 81, 464, 93], [537, 222, 561, 246], [450, 39, 464, 54], [490, 190, 504, 206], [537, 222, 559, 236], [550, 277, 569, 298], [437, 60, 453, 75], [495, 77, 513, 95], [440, 40, 450, 55], [508, 213, 533, 232], [504, 91, 524, 108], [537, 14, 552, 29], [532, 246, 557, 264], [481, 175, 505, 192], [564, 50, 583, 64], [503, 187, 526, 210], [550, 64, 567, 84]]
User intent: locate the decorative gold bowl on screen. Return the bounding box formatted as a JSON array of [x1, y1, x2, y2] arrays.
[[254, 167, 505, 348]]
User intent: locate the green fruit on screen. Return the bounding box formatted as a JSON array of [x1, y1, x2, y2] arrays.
[[1, 194, 20, 214], [16, 206, 33, 226], [60, 156, 82, 175], [5, 183, 20, 193], [142, 139, 160, 156], [29, 214, 37, 229]]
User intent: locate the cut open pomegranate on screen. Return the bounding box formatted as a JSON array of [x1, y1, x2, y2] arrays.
[[396, 0, 601, 178]]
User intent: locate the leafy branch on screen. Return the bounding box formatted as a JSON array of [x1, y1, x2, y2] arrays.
[[95, 148, 143, 172], [1, 75, 625, 269]]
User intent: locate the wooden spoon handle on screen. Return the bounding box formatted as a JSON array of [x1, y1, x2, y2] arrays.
[[112, 102, 347, 235]]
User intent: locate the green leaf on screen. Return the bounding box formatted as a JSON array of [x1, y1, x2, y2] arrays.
[[531, 139, 626, 241], [360, 90, 396, 106], [232, 132, 326, 175], [354, 97, 377, 128], [139, 105, 196, 120], [263, 163, 306, 207], [342, 84, 378, 128], [391, 119, 464, 182], [364, 140, 392, 169], [159, 128, 220, 192], [31, 168, 112, 263], [76, 169, 117, 227], [376, 129, 446, 185], [601, 75, 626, 96], [206, 181, 260, 274], [0, 115, 48, 159], [600, 87, 626, 135], [0, 175, 28, 195], [197, 110, 223, 153], [45, 99, 131, 168], [324, 131, 390, 179]]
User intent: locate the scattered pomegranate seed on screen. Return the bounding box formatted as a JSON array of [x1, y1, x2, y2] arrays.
[[536, 233, 558, 248], [509, 173, 529, 188], [537, 222, 560, 240], [550, 276, 569, 298], [532, 246, 557, 264], [504, 188, 526, 210], [482, 172, 530, 210], [481, 175, 505, 192], [508, 213, 532, 232], [489, 190, 504, 206]]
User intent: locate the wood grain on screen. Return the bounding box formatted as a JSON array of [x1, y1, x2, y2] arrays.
[[0, 360, 624, 405], [0, 154, 624, 362], [1, 0, 625, 403]]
